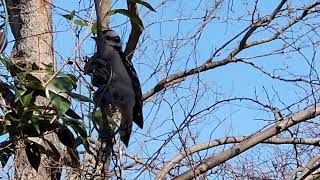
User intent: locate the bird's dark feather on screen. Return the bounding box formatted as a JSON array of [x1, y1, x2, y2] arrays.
[[119, 51, 144, 129]]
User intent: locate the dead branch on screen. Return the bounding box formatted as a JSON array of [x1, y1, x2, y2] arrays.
[[174, 104, 320, 179]]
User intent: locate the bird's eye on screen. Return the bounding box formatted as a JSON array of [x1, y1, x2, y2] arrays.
[[113, 36, 121, 43]]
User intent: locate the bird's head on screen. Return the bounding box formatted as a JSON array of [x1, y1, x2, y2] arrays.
[[93, 29, 122, 50]]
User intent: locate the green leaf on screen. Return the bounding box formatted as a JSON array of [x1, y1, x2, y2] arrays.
[[62, 10, 76, 20], [27, 80, 44, 91], [69, 92, 93, 103], [62, 117, 87, 138], [107, 9, 144, 28], [57, 73, 77, 90], [72, 124, 87, 138], [25, 142, 41, 171], [91, 23, 97, 36], [74, 19, 87, 27], [31, 115, 41, 134], [17, 72, 43, 91], [131, 0, 156, 12], [87, 111, 117, 127], [48, 91, 71, 114], [56, 126, 75, 148], [22, 91, 33, 107], [65, 109, 81, 119], [46, 76, 76, 99], [87, 111, 102, 121], [27, 137, 51, 152]]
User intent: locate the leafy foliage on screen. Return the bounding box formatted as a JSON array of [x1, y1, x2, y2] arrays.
[[62, 10, 76, 20], [62, 1, 156, 34], [0, 56, 92, 170]]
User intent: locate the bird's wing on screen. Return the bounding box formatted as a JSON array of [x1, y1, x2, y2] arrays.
[[120, 52, 144, 129]]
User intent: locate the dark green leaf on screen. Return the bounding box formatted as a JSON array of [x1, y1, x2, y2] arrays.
[[65, 108, 81, 119], [33, 123, 41, 134], [74, 19, 87, 27], [61, 117, 87, 138], [48, 91, 71, 114], [87, 111, 102, 121], [91, 23, 97, 36], [62, 10, 76, 20], [17, 72, 44, 91], [73, 124, 87, 138], [27, 137, 51, 151], [56, 73, 77, 90], [87, 111, 117, 127], [72, 122, 87, 137], [31, 114, 45, 134], [69, 92, 93, 103], [25, 73, 42, 82], [45, 74, 77, 98], [46, 77, 73, 99], [56, 126, 75, 148], [131, 0, 156, 12], [22, 91, 33, 107], [108, 9, 144, 28], [25, 142, 41, 171], [27, 80, 44, 91]]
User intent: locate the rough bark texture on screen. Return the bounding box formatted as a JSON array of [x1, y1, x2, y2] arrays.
[[6, 0, 54, 74], [100, 0, 111, 28], [5, 0, 59, 179]]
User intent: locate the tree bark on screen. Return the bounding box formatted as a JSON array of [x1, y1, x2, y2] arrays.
[[100, 0, 111, 28], [5, 0, 59, 179]]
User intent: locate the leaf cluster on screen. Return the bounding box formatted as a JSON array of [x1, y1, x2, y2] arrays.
[[0, 57, 92, 171], [62, 0, 156, 35]]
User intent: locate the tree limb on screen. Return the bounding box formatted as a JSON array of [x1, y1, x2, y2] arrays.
[[124, 0, 144, 62], [157, 136, 320, 179], [174, 104, 320, 180], [142, 1, 320, 102]]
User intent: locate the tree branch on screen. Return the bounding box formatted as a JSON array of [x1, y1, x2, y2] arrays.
[[157, 136, 320, 179], [174, 104, 320, 180], [142, 1, 320, 102], [124, 0, 144, 62]]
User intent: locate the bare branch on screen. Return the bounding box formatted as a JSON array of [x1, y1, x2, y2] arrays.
[[158, 136, 320, 179], [143, 1, 320, 101], [296, 156, 320, 180], [174, 104, 320, 179], [124, 1, 144, 62]]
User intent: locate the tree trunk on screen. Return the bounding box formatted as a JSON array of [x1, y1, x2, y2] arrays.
[[5, 0, 59, 179]]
